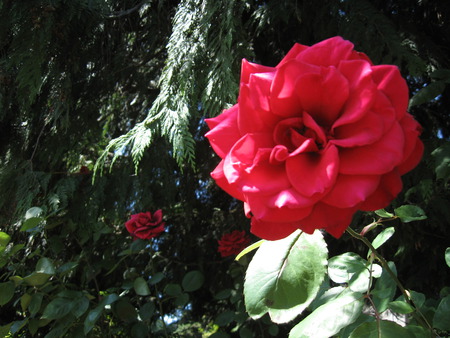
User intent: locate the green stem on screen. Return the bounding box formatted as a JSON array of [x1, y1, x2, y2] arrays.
[[345, 227, 434, 332]]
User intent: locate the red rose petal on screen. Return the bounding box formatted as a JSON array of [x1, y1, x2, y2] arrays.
[[286, 144, 339, 197], [358, 170, 403, 211], [211, 160, 246, 201], [296, 67, 349, 127], [205, 105, 241, 159], [125, 219, 137, 233], [397, 114, 424, 175], [371, 65, 409, 120], [322, 174, 381, 208], [299, 202, 357, 238], [266, 187, 319, 209], [247, 193, 313, 222], [295, 36, 354, 67], [276, 43, 309, 68], [339, 122, 405, 175], [241, 59, 275, 84], [152, 209, 163, 223], [270, 59, 320, 117], [331, 110, 384, 147], [223, 133, 273, 183], [397, 138, 424, 176], [134, 224, 165, 239], [238, 73, 279, 134], [250, 217, 311, 241], [333, 60, 377, 129]]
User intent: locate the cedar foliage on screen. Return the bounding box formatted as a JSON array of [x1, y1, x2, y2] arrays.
[[0, 0, 449, 336]]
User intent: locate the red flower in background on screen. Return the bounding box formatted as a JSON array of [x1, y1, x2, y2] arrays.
[[79, 166, 90, 175], [206, 36, 423, 240], [125, 210, 165, 240], [218, 230, 251, 257]]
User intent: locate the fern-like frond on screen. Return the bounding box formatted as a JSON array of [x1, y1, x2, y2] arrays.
[[97, 0, 247, 171]]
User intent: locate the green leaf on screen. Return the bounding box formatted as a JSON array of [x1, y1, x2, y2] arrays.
[[397, 290, 426, 309], [368, 227, 395, 257], [133, 277, 150, 296], [36, 257, 56, 275], [0, 281, 15, 305], [9, 275, 23, 286], [175, 293, 189, 307], [404, 324, 433, 338], [289, 292, 364, 338], [25, 207, 43, 219], [239, 326, 253, 338], [235, 239, 265, 261], [23, 272, 51, 286], [182, 270, 204, 292], [244, 230, 328, 323], [388, 300, 415, 314], [215, 310, 235, 326], [431, 143, 450, 180], [0, 323, 12, 337], [371, 262, 397, 313], [372, 227, 395, 250], [10, 319, 27, 335], [42, 298, 75, 320], [131, 322, 148, 338], [445, 248, 450, 268], [347, 267, 379, 293], [139, 302, 155, 320], [214, 289, 232, 300], [57, 262, 78, 275], [164, 283, 182, 297], [310, 286, 346, 311], [83, 293, 119, 334], [430, 68, 450, 81], [338, 314, 375, 338], [0, 232, 11, 251], [375, 209, 394, 218], [433, 295, 450, 330], [84, 308, 103, 335], [29, 293, 44, 316], [20, 293, 32, 311], [28, 319, 40, 336], [20, 217, 44, 231], [72, 296, 90, 319], [114, 299, 138, 322], [10, 244, 25, 256], [349, 320, 411, 337], [268, 324, 279, 336], [409, 81, 446, 107], [149, 272, 164, 285], [394, 205, 427, 223], [328, 252, 367, 284]]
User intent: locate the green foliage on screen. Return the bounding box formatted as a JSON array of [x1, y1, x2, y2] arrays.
[[244, 230, 328, 323], [244, 221, 449, 337], [97, 0, 249, 170]]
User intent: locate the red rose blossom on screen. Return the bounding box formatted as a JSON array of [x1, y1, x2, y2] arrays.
[[125, 210, 165, 240], [205, 36, 423, 240], [79, 166, 90, 175], [218, 230, 251, 257]]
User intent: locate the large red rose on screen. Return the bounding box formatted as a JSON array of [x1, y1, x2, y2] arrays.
[[218, 230, 251, 257], [125, 210, 165, 240], [205, 37, 423, 240]]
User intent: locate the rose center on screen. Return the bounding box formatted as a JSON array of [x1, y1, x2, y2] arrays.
[[273, 112, 328, 154]]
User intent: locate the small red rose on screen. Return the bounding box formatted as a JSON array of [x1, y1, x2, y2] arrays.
[[79, 166, 90, 175], [218, 230, 251, 257], [125, 210, 165, 240], [206, 36, 423, 240]]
